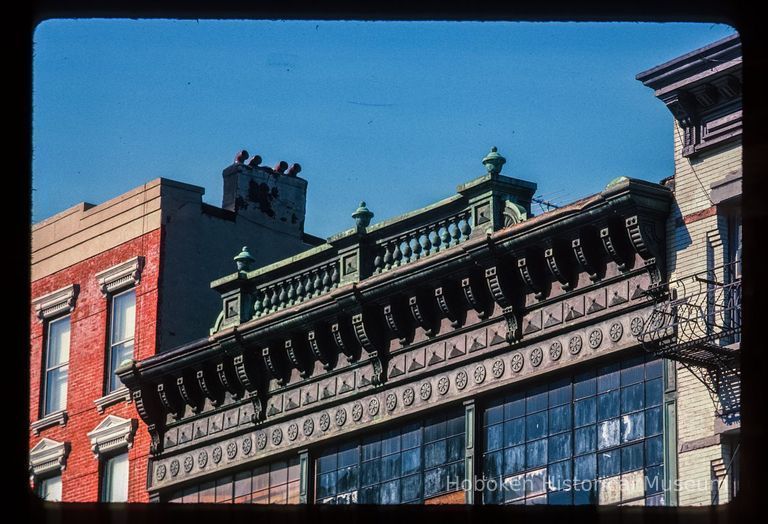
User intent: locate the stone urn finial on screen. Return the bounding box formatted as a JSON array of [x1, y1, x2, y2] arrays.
[[234, 246, 255, 272], [352, 201, 374, 232], [482, 146, 506, 175]]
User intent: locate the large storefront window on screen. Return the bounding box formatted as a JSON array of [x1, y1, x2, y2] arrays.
[[167, 456, 301, 503], [315, 408, 465, 504], [481, 353, 665, 506]]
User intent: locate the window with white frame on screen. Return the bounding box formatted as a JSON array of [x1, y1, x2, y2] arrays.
[[101, 452, 129, 502], [37, 475, 62, 502], [43, 316, 70, 416], [108, 289, 136, 393]]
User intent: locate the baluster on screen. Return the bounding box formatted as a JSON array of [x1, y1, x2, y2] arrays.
[[253, 292, 262, 317], [278, 284, 288, 309], [287, 279, 296, 304], [429, 228, 440, 255], [392, 239, 403, 267], [450, 219, 461, 246], [440, 223, 451, 250], [331, 263, 340, 286], [261, 290, 270, 315], [313, 270, 322, 297], [459, 215, 472, 241], [270, 286, 279, 311], [401, 236, 412, 264], [322, 267, 331, 292], [411, 234, 422, 261], [382, 242, 393, 271], [419, 228, 431, 258], [295, 276, 305, 303], [304, 274, 314, 297]]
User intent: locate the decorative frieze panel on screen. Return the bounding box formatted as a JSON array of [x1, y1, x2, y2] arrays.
[[147, 305, 653, 492], [95, 256, 144, 295]]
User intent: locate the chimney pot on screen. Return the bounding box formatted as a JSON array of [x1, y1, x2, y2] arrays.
[[247, 155, 262, 168], [235, 150, 249, 164], [274, 161, 289, 174], [286, 163, 302, 177]]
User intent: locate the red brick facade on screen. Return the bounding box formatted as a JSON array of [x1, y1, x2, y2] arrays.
[[29, 229, 161, 502]]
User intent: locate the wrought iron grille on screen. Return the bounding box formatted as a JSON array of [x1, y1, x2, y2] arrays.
[[638, 261, 741, 370]]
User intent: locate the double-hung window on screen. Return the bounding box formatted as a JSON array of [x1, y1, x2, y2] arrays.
[[43, 316, 70, 415], [101, 452, 129, 502], [108, 289, 136, 392], [37, 475, 63, 502]]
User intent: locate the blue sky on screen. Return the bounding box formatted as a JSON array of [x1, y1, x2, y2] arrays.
[[32, 20, 736, 238]]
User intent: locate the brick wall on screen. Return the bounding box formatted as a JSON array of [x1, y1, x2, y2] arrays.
[[29, 229, 161, 502], [667, 120, 741, 506]]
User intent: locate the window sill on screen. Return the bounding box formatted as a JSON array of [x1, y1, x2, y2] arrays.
[[31, 410, 68, 435], [94, 388, 132, 413]]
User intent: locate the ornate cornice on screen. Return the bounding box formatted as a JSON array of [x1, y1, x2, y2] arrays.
[[95, 256, 144, 296], [29, 438, 70, 481], [32, 284, 78, 321], [87, 415, 138, 458]]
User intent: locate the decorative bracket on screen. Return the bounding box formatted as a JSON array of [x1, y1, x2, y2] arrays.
[[307, 330, 332, 370], [517, 257, 545, 300], [196, 367, 223, 407], [600, 226, 629, 272], [434, 286, 461, 328], [352, 313, 379, 355], [408, 294, 435, 337], [461, 276, 488, 319], [216, 361, 243, 400], [544, 245, 572, 291], [572, 237, 599, 282], [383, 302, 409, 345], [157, 382, 184, 420], [485, 266, 512, 308], [261, 347, 285, 386], [285, 339, 310, 378], [625, 215, 665, 287], [175, 376, 203, 414], [331, 321, 358, 363]]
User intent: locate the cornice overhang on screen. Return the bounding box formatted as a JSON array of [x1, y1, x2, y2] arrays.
[[119, 178, 672, 459]]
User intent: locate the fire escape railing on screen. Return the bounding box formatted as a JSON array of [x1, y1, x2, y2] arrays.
[[638, 261, 741, 416]]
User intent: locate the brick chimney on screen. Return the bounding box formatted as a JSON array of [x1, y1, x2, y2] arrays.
[[222, 151, 308, 237]]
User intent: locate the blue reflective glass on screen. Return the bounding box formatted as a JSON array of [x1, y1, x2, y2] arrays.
[[424, 440, 447, 469], [484, 451, 503, 478], [485, 402, 504, 426], [574, 454, 596, 481], [317, 451, 337, 474], [597, 419, 620, 449], [549, 405, 571, 434], [402, 448, 421, 476], [621, 383, 645, 413], [575, 397, 597, 427], [362, 437, 381, 461], [646, 493, 665, 506], [447, 435, 464, 462], [527, 387, 548, 413], [526, 439, 548, 468], [645, 378, 663, 407], [337, 466, 358, 493], [526, 494, 547, 505], [598, 449, 620, 478], [645, 465, 663, 494], [526, 412, 547, 440], [382, 430, 400, 455], [504, 445, 526, 475], [359, 485, 379, 504], [598, 390, 620, 420], [548, 460, 572, 492], [573, 482, 596, 504], [484, 478, 503, 504], [597, 363, 620, 392], [424, 418, 446, 443], [645, 358, 663, 379], [504, 393, 526, 419], [548, 433, 572, 462], [549, 379, 572, 406], [526, 468, 547, 496], [549, 489, 573, 504], [646, 435, 663, 466], [486, 423, 503, 451], [360, 460, 380, 486], [380, 479, 400, 504], [317, 472, 337, 498], [381, 453, 401, 481], [574, 371, 596, 399], [622, 443, 644, 472], [575, 425, 597, 455], [645, 406, 663, 436], [401, 473, 421, 502], [502, 473, 525, 502], [621, 356, 645, 385], [401, 423, 422, 449], [338, 443, 358, 468], [504, 419, 525, 447], [447, 414, 465, 437], [423, 468, 441, 498], [621, 412, 645, 442]]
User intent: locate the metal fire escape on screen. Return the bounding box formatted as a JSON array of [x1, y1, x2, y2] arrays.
[[638, 261, 741, 421]]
